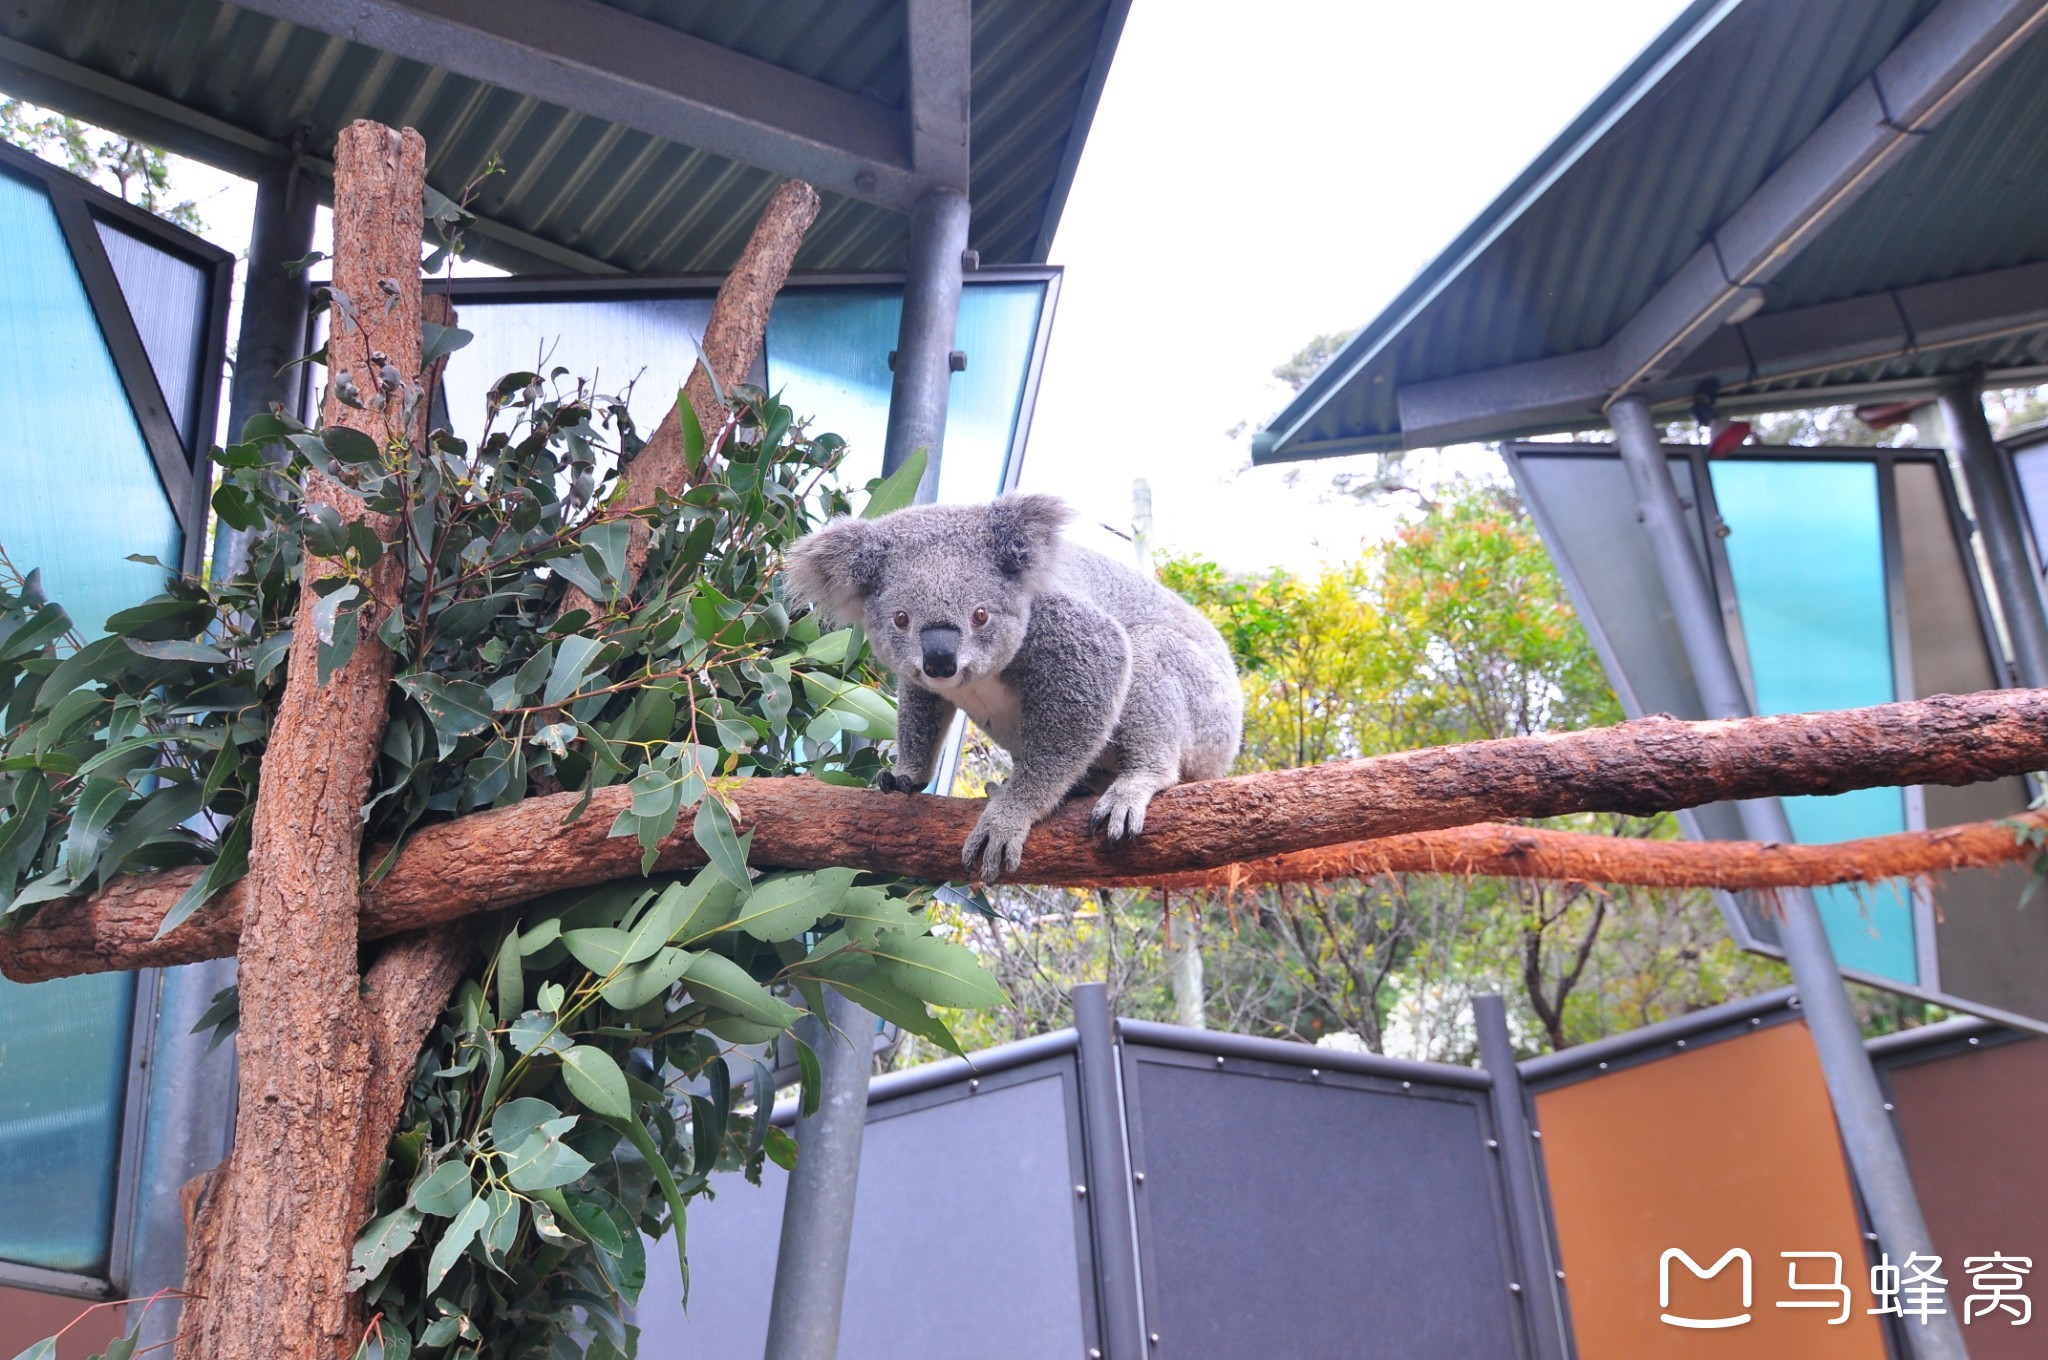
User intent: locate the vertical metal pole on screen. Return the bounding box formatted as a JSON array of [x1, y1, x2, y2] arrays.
[[1937, 382, 2048, 689], [879, 185, 972, 501], [763, 988, 873, 1360], [210, 144, 317, 578], [1610, 394, 1968, 1360], [1473, 996, 1568, 1360], [1073, 983, 1147, 1360], [764, 184, 971, 1359]]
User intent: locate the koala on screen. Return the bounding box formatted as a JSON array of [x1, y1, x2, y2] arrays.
[[783, 493, 1243, 880]]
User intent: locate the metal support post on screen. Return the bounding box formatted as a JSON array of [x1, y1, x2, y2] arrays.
[[1610, 394, 1968, 1360], [1072, 983, 1147, 1359], [1936, 382, 2048, 689], [879, 185, 972, 502], [211, 141, 317, 577], [764, 181, 970, 1360], [763, 988, 874, 1360], [1473, 996, 1568, 1360]]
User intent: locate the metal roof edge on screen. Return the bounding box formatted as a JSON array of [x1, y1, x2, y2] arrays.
[[1255, 0, 1747, 460], [1030, 0, 1133, 263]]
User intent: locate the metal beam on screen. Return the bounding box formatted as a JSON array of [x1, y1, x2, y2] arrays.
[[907, 0, 972, 192], [1473, 996, 1569, 1360], [1938, 382, 2048, 687], [1386, 0, 2048, 449], [228, 0, 922, 212], [1398, 254, 2048, 449], [881, 186, 973, 500], [1073, 984, 1147, 1360], [1611, 394, 1968, 1360]]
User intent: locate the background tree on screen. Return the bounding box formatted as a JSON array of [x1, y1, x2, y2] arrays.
[[1, 98, 205, 230]]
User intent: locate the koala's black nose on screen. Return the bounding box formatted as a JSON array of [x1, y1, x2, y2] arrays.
[[920, 624, 961, 679]]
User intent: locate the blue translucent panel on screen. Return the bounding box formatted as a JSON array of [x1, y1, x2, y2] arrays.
[[94, 218, 209, 448], [0, 166, 171, 1275], [0, 973, 134, 1273], [440, 296, 716, 458], [766, 281, 1046, 503], [1710, 459, 1914, 982], [0, 169, 183, 631]]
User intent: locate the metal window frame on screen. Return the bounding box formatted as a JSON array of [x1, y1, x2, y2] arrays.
[[0, 143, 231, 1297], [1506, 440, 2048, 1035], [1112, 1017, 1533, 1359]]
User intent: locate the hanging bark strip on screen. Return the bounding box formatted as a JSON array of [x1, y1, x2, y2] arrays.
[[557, 178, 821, 620], [10, 688, 2048, 985], [178, 122, 426, 1360]]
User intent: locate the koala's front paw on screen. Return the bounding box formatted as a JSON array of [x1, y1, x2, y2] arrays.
[[962, 801, 1034, 881], [874, 769, 922, 793], [1089, 778, 1158, 843]]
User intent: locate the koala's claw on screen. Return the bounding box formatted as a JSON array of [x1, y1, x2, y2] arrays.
[[1090, 785, 1152, 843], [874, 770, 920, 793], [963, 805, 1030, 881]]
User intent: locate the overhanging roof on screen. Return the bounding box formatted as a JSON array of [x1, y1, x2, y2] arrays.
[[0, 0, 1128, 275], [1256, 0, 2048, 462]]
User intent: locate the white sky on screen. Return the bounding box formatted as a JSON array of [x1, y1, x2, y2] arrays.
[[1025, 0, 1693, 570], [138, 1, 1693, 574]]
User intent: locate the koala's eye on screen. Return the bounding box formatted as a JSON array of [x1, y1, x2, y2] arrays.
[[971, 606, 990, 628], [892, 610, 911, 630]]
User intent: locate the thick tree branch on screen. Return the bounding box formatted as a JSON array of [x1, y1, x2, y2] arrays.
[[8, 689, 2048, 984]]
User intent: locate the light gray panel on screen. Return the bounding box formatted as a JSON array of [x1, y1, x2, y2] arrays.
[[638, 1067, 1088, 1358], [93, 218, 208, 447]]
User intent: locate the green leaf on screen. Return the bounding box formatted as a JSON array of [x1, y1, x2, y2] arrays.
[[561, 1045, 631, 1119], [544, 633, 608, 707], [681, 951, 802, 1028], [508, 1011, 570, 1056], [426, 1191, 489, 1292], [812, 957, 963, 1055], [562, 926, 634, 975], [867, 931, 1006, 1009], [693, 796, 749, 889], [421, 320, 474, 363], [832, 886, 922, 943], [481, 1185, 521, 1265], [494, 924, 524, 1021], [96, 780, 204, 886], [732, 868, 857, 942], [156, 811, 251, 939], [676, 389, 707, 469], [349, 1205, 423, 1288], [560, 1191, 625, 1257], [582, 522, 630, 589], [671, 868, 745, 943], [396, 674, 495, 758], [410, 1162, 473, 1217], [861, 446, 927, 519], [8, 1340, 55, 1360], [62, 777, 130, 883], [503, 1120, 593, 1191], [123, 637, 231, 664], [802, 627, 855, 666], [322, 426, 383, 466], [549, 552, 610, 602], [602, 1115, 691, 1292], [794, 1036, 823, 1118], [600, 945, 692, 1010], [491, 1097, 561, 1152]]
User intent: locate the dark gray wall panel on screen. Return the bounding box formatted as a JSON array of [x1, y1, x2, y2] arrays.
[[638, 1062, 1093, 1357], [1121, 1049, 1524, 1359]]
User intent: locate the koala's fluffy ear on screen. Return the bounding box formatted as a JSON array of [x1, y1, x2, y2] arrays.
[[986, 493, 1072, 581], [783, 517, 886, 624]]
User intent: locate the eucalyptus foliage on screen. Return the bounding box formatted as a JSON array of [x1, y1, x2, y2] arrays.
[[0, 332, 1002, 1358]]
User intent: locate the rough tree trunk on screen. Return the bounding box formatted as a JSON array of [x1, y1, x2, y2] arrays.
[[179, 122, 425, 1360], [12, 688, 2048, 984], [558, 178, 821, 619]]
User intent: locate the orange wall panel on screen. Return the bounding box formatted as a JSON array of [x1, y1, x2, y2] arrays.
[[1533, 1021, 1886, 1359], [0, 1286, 124, 1359]]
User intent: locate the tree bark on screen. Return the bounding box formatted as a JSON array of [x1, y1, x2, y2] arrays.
[[177, 122, 425, 1360], [558, 178, 820, 620], [12, 688, 2048, 984]]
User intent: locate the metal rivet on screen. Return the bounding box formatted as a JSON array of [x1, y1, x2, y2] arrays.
[[1149, 1334, 1160, 1346], [1215, 1055, 1225, 1066], [1883, 1102, 1895, 1111], [1075, 1184, 1087, 1197], [1402, 1080, 1412, 1091], [855, 169, 877, 194], [1310, 1068, 1321, 1079], [948, 349, 968, 372], [1751, 1017, 1763, 1026], [1089, 1350, 1103, 1359], [1486, 1138, 1499, 1150], [970, 1078, 980, 1091], [1789, 996, 1802, 1008], [1531, 1129, 1542, 1139], [1675, 1039, 1687, 1048], [1598, 1061, 1608, 1070], [1133, 1171, 1145, 1184], [1556, 1270, 1567, 1280], [961, 248, 981, 272], [1968, 1036, 1981, 1045], [1866, 1232, 1880, 1243], [1509, 1282, 1523, 1293]]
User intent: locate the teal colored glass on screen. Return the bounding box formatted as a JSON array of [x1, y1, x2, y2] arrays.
[[0, 166, 179, 1273], [765, 282, 1046, 503], [1710, 459, 1915, 983]]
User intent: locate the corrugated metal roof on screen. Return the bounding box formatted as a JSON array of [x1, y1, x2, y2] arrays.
[[0, 0, 1124, 274], [1257, 0, 2048, 459]]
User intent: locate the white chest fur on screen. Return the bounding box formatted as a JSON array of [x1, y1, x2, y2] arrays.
[[949, 673, 1024, 753]]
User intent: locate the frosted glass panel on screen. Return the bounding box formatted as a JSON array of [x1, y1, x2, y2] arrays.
[[440, 296, 716, 455], [0, 169, 183, 632], [0, 974, 134, 1272], [0, 166, 170, 1275], [1711, 459, 1913, 983], [94, 217, 209, 448]]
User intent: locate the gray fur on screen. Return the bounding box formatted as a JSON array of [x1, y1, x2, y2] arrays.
[[783, 493, 1243, 879]]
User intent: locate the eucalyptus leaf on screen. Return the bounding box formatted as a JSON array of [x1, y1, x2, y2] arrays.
[[732, 868, 857, 942]]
